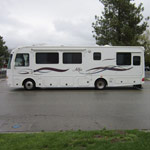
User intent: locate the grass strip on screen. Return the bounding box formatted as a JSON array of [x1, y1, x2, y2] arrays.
[[0, 130, 150, 150]]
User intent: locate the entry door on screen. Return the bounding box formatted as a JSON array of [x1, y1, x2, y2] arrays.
[[132, 53, 143, 76]]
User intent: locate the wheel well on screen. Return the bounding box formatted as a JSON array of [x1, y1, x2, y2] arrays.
[[22, 78, 36, 86], [95, 78, 108, 87]]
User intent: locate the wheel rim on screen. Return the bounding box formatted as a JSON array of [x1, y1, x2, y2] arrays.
[[97, 81, 105, 89], [25, 81, 34, 90]]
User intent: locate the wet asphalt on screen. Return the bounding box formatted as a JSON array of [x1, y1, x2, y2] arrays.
[[0, 79, 150, 132]]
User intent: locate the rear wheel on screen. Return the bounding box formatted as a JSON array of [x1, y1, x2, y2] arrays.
[[133, 84, 142, 89], [95, 79, 106, 90], [24, 80, 35, 90]]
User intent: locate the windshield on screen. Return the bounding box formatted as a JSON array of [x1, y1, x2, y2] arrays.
[[7, 54, 12, 69]]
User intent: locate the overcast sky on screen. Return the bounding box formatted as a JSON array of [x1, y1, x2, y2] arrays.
[[0, 0, 149, 49]]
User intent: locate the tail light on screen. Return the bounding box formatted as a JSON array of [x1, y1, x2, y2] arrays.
[[142, 78, 144, 81]]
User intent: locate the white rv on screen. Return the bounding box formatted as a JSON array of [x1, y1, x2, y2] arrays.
[[7, 46, 145, 90]]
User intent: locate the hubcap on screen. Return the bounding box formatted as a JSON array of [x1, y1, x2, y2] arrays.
[[97, 81, 105, 89], [25, 81, 34, 90]]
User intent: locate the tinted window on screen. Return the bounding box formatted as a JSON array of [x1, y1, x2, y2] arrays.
[[36, 53, 59, 64], [93, 52, 101, 60], [15, 53, 29, 67], [117, 53, 131, 65], [7, 54, 12, 69], [63, 53, 82, 64], [133, 56, 140, 66]]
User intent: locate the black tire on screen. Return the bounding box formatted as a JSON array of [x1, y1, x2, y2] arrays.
[[24, 79, 35, 90], [133, 84, 142, 90], [95, 79, 106, 90]]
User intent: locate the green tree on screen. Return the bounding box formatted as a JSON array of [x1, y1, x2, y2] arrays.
[[0, 36, 9, 68], [92, 0, 149, 46], [139, 29, 150, 66]]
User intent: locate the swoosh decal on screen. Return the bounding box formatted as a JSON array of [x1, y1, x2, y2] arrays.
[[34, 67, 69, 72], [78, 66, 133, 74], [19, 72, 30, 74], [87, 66, 133, 72], [102, 58, 115, 61]]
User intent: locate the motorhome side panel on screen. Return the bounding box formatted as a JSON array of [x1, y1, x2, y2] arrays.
[[30, 49, 91, 88]]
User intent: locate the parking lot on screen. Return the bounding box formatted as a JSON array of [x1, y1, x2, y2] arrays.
[[0, 78, 150, 132], [145, 71, 150, 78]]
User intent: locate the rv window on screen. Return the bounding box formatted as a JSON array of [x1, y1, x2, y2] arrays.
[[15, 53, 29, 67], [117, 53, 131, 65], [63, 53, 82, 64], [133, 56, 141, 66], [93, 52, 101, 60], [36, 53, 59, 64]]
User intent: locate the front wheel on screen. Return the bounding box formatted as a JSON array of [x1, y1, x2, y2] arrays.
[[95, 79, 106, 90], [24, 80, 35, 90]]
